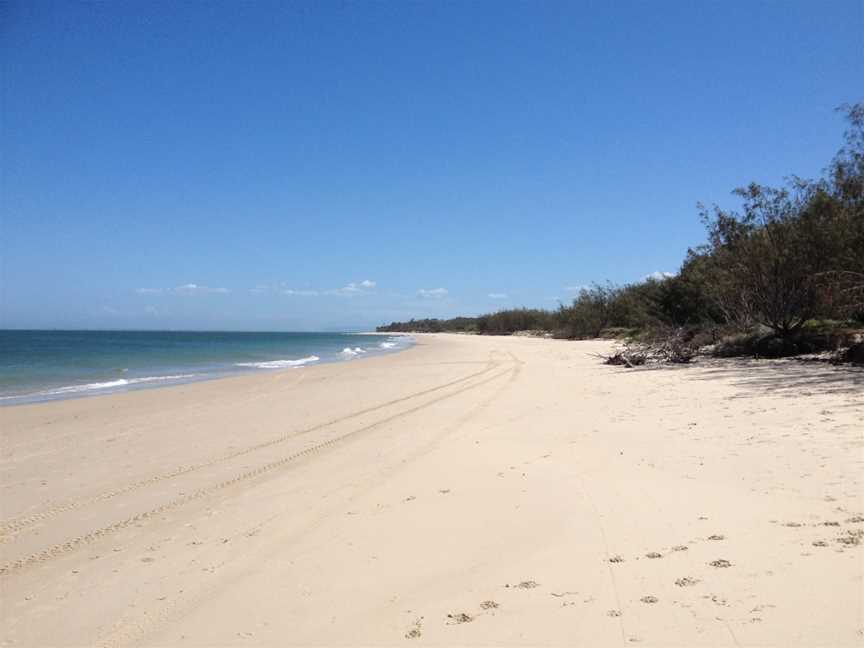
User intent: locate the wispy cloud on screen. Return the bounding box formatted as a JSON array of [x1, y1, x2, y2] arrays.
[[136, 284, 229, 296], [644, 271, 674, 282], [174, 283, 230, 295], [280, 279, 377, 297], [488, 292, 509, 299], [282, 288, 320, 296], [101, 305, 119, 315], [325, 279, 377, 296], [564, 284, 587, 294], [417, 287, 448, 299]]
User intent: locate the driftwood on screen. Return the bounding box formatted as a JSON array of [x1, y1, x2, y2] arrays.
[[599, 328, 696, 368], [600, 350, 647, 368]]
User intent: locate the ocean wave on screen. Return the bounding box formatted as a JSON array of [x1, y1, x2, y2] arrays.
[[53, 374, 200, 394], [380, 335, 413, 349], [0, 374, 199, 400], [235, 355, 320, 369], [340, 347, 367, 356]]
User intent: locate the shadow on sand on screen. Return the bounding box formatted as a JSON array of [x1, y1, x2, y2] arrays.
[[686, 357, 864, 400]]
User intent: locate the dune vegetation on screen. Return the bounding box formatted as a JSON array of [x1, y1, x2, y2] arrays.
[[379, 103, 864, 363]]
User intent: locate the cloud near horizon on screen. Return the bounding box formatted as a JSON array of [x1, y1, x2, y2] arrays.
[[325, 279, 377, 296], [136, 284, 230, 296], [417, 287, 448, 299], [174, 283, 230, 295], [278, 279, 377, 298], [488, 292, 508, 299], [282, 288, 320, 296]]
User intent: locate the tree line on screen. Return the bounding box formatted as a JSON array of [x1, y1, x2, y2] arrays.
[[378, 103, 864, 357]]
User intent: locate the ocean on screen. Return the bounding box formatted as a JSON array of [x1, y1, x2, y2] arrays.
[[0, 330, 412, 405]]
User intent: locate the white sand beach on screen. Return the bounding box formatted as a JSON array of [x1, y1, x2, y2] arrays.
[[1, 334, 862, 647]]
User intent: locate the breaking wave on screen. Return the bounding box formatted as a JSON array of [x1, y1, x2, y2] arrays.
[[0, 374, 199, 400], [235, 355, 320, 369]]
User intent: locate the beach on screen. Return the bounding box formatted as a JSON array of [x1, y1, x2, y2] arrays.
[[1, 333, 862, 647]]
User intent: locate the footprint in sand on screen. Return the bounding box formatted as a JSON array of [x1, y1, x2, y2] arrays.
[[609, 555, 625, 563], [640, 596, 658, 604], [707, 534, 725, 541], [675, 577, 700, 587], [479, 600, 499, 610], [645, 552, 663, 559], [607, 609, 622, 617], [446, 612, 473, 625], [670, 545, 689, 552], [836, 530, 863, 546], [709, 559, 732, 568], [404, 617, 423, 639]]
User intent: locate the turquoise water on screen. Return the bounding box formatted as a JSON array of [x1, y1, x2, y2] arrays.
[[0, 330, 412, 405]]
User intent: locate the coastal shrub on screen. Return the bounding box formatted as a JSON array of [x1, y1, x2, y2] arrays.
[[475, 308, 556, 335], [379, 102, 864, 361], [598, 327, 641, 339], [711, 327, 850, 359], [556, 284, 630, 338], [696, 184, 829, 336]]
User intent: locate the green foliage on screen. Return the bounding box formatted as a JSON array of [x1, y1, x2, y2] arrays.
[[376, 309, 554, 335], [376, 317, 477, 333], [475, 309, 556, 335]]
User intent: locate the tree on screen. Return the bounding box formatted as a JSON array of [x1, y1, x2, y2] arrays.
[[556, 284, 622, 338], [698, 183, 827, 336], [824, 102, 864, 315]]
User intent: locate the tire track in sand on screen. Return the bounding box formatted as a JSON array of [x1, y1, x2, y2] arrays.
[[0, 358, 502, 541], [0, 363, 516, 576], [97, 356, 525, 648]]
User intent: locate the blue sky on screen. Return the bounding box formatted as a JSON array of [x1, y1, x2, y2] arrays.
[[2, 1, 861, 331]]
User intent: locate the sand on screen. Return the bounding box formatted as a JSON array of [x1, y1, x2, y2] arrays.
[[1, 334, 862, 647]]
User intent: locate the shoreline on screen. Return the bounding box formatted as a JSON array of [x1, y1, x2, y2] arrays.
[[0, 332, 414, 407], [1, 334, 862, 646]]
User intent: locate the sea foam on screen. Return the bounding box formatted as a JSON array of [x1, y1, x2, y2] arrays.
[[0, 374, 200, 400], [235, 355, 320, 369]]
